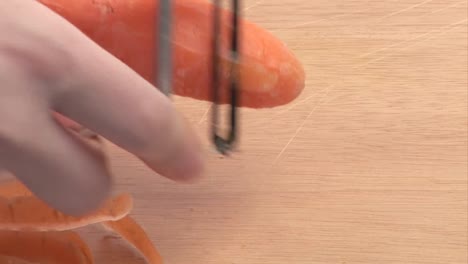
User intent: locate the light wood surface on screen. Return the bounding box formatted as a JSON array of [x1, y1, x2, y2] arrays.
[[84, 0, 468, 263]]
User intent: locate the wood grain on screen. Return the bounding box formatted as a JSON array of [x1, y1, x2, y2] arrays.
[[82, 0, 468, 263]]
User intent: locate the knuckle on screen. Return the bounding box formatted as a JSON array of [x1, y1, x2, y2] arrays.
[[0, 23, 78, 98], [1, 38, 75, 90]]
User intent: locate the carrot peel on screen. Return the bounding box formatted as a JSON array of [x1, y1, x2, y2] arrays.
[[0, 192, 133, 232], [0, 230, 94, 264], [102, 216, 163, 264], [0, 116, 163, 263]]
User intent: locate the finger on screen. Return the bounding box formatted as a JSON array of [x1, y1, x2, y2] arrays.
[[4, 1, 204, 183], [0, 112, 112, 216], [51, 24, 205, 183], [0, 64, 111, 216]]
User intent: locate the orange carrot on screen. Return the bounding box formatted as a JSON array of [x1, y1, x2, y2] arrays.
[[0, 180, 31, 199], [0, 255, 32, 263], [102, 215, 163, 264], [0, 115, 163, 263], [38, 0, 306, 108], [0, 230, 94, 264], [0, 179, 163, 263], [0, 193, 133, 231]]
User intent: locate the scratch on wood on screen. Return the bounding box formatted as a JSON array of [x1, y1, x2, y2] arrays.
[[355, 18, 468, 67], [275, 85, 335, 116], [356, 31, 434, 59], [276, 14, 349, 31], [275, 94, 317, 115], [356, 18, 468, 60], [269, 4, 378, 34], [427, 0, 466, 15], [198, 105, 212, 124], [403, 19, 467, 46], [377, 0, 434, 21], [243, 0, 264, 12], [272, 85, 333, 164]]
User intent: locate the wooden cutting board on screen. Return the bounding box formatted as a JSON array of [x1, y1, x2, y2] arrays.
[[84, 0, 468, 263]]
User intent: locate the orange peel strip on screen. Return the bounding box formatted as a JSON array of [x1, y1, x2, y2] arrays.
[[0, 115, 162, 263], [0, 255, 32, 264], [0, 180, 32, 199], [102, 215, 163, 264], [0, 230, 94, 264], [0, 192, 133, 231]]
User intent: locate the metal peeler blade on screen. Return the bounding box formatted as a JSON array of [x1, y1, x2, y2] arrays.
[[156, 0, 173, 97], [155, 0, 241, 156], [211, 0, 241, 155]]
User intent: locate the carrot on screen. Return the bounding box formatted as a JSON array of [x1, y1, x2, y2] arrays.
[[0, 180, 31, 199], [0, 112, 163, 263], [0, 181, 162, 263], [0, 255, 32, 263], [0, 193, 133, 231], [38, 0, 306, 108], [102, 215, 163, 264], [0, 179, 163, 263], [0, 230, 94, 264]]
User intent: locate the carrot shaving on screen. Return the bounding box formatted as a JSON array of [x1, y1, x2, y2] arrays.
[[0, 255, 33, 264], [0, 180, 32, 199], [102, 216, 163, 263], [0, 115, 163, 263], [0, 192, 133, 232], [0, 230, 94, 264]]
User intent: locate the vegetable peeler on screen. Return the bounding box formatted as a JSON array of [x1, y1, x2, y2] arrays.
[[155, 0, 172, 97], [155, 0, 241, 155]]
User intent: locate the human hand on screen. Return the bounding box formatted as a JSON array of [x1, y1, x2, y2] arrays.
[[0, 1, 203, 216]]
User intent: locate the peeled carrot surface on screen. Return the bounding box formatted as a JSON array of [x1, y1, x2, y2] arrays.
[[38, 0, 306, 108]]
